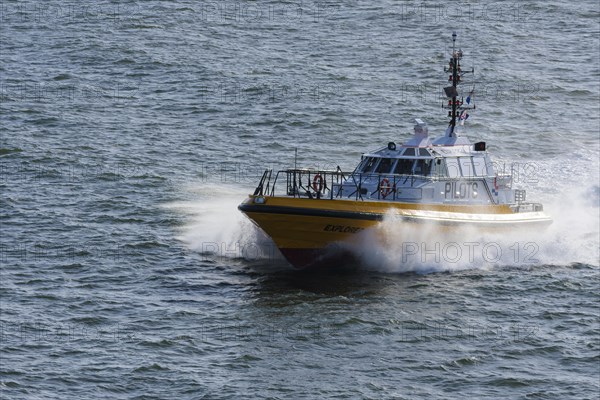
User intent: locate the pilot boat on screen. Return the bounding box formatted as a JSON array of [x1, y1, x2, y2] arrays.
[[238, 33, 552, 269]]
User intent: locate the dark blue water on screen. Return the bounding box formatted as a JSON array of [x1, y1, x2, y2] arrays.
[[1, 1, 599, 398]]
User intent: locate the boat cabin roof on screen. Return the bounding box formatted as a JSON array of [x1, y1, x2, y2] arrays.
[[363, 143, 484, 159]]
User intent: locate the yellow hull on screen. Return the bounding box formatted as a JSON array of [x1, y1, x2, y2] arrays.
[[238, 195, 552, 268]]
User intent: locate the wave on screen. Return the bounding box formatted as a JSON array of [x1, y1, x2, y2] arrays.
[[167, 184, 283, 263]]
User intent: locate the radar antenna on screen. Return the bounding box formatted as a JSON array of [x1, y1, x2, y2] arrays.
[[443, 32, 475, 137]]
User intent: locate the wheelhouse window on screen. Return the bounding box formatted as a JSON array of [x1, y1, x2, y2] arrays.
[[354, 158, 367, 173], [445, 158, 460, 178], [418, 148, 431, 156], [394, 158, 414, 175], [485, 159, 495, 175], [403, 148, 416, 156], [375, 158, 394, 173], [414, 159, 432, 176], [472, 157, 488, 176], [459, 157, 474, 177], [361, 157, 379, 173], [432, 158, 447, 177]]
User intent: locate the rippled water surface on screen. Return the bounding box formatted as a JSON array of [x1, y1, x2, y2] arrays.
[[1, 1, 599, 399]]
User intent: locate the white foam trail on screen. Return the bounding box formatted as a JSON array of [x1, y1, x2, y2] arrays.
[[347, 185, 599, 274], [345, 211, 506, 274], [165, 184, 282, 263], [528, 151, 599, 267], [536, 186, 600, 266]]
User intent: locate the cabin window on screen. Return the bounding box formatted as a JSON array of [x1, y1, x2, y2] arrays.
[[459, 157, 474, 177], [403, 148, 416, 156], [414, 159, 432, 176], [354, 158, 367, 173], [472, 157, 488, 176], [375, 158, 394, 173], [418, 148, 430, 156], [486, 159, 495, 175], [362, 157, 379, 173], [394, 158, 414, 175], [432, 158, 447, 177], [445, 158, 460, 178]]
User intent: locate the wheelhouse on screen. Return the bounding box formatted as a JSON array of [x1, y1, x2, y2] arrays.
[[354, 147, 492, 179]]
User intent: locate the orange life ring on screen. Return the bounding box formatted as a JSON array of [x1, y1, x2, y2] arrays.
[[312, 174, 324, 192], [380, 178, 392, 198]]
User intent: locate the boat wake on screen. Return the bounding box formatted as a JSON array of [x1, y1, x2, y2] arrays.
[[346, 185, 599, 274]]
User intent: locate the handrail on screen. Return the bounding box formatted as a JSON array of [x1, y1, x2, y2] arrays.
[[481, 178, 497, 204], [252, 168, 504, 202]]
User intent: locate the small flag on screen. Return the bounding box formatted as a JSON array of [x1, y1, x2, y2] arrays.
[[459, 110, 469, 125], [466, 89, 474, 104]]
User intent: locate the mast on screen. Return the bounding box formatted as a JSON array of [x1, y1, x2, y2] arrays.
[[443, 32, 474, 137]]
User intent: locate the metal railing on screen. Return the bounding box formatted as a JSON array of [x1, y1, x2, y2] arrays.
[[254, 168, 348, 200], [253, 168, 455, 201], [251, 168, 531, 208]]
